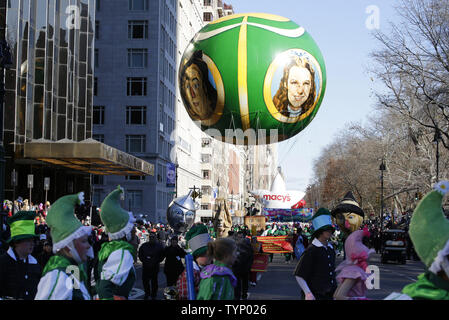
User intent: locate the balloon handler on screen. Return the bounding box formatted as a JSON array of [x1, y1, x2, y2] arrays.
[[94, 186, 137, 300], [385, 181, 449, 300]]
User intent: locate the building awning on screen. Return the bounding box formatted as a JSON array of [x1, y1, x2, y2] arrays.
[[23, 139, 154, 176]]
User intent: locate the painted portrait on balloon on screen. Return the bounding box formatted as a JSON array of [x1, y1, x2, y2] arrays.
[[272, 54, 316, 118], [180, 50, 217, 121]]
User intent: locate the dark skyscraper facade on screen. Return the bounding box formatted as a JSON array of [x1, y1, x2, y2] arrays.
[[1, 0, 152, 204]]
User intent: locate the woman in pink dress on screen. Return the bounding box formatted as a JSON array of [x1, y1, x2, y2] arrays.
[[334, 228, 375, 300]]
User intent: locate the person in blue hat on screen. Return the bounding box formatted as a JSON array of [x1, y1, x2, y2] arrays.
[[293, 208, 337, 300]]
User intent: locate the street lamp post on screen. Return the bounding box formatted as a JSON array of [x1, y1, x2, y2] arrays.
[[433, 128, 442, 182], [379, 158, 386, 236]]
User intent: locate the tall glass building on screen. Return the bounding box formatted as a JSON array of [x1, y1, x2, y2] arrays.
[[1, 0, 153, 204]]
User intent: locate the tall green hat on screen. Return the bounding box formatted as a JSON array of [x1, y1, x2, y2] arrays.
[[7, 211, 38, 243], [185, 224, 211, 257], [311, 207, 335, 238], [409, 181, 449, 274], [46, 192, 92, 253], [100, 186, 135, 240]]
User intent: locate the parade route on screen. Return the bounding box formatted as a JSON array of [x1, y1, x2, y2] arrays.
[[130, 252, 426, 300]]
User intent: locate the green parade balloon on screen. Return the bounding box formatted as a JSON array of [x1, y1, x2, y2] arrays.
[[179, 13, 326, 145]]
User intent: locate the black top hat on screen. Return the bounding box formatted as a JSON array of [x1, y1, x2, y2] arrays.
[[331, 191, 365, 218]]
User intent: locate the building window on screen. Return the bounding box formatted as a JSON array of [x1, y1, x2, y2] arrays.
[[126, 135, 146, 153], [127, 77, 147, 96], [126, 106, 146, 125], [125, 175, 146, 181], [128, 21, 148, 39], [127, 190, 143, 209], [129, 0, 148, 11], [204, 0, 212, 6], [93, 106, 105, 125], [94, 77, 98, 96], [202, 138, 211, 147], [92, 175, 104, 185], [202, 170, 210, 179], [95, 21, 99, 39], [94, 49, 99, 68], [127, 48, 148, 68], [201, 154, 211, 163], [201, 186, 211, 195], [93, 190, 103, 207], [203, 12, 212, 22], [92, 134, 104, 143]]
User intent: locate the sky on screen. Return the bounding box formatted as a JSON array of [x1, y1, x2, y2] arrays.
[[230, 0, 402, 192]]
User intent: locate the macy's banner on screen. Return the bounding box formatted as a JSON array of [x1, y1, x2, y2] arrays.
[[256, 235, 294, 254]]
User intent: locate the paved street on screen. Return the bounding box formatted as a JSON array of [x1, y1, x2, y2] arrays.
[[129, 252, 425, 300], [248, 253, 425, 300]]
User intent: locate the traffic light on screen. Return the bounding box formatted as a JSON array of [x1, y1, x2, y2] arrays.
[[414, 192, 418, 201]]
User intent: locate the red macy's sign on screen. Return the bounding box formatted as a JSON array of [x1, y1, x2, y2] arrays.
[[263, 194, 291, 202]]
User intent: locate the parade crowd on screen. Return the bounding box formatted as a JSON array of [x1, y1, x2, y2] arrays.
[[1, 182, 449, 301]]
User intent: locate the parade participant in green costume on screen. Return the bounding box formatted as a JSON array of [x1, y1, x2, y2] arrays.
[[386, 181, 449, 300], [197, 237, 237, 300], [0, 211, 42, 300], [35, 193, 93, 300], [177, 224, 212, 300], [95, 186, 136, 300]]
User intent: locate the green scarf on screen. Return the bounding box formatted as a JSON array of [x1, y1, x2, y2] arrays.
[[402, 272, 449, 300], [42, 255, 88, 283], [98, 240, 136, 262]]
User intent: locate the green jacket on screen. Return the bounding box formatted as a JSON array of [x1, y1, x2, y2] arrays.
[[197, 262, 236, 300], [402, 272, 449, 300], [36, 255, 90, 300], [95, 240, 136, 300]]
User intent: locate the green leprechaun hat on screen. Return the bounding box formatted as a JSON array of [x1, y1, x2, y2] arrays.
[[7, 211, 38, 243], [100, 186, 136, 240], [46, 192, 92, 253], [311, 207, 335, 239], [409, 181, 449, 274], [185, 224, 212, 257]]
